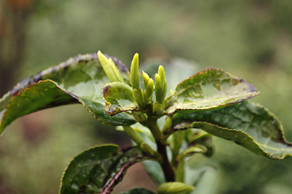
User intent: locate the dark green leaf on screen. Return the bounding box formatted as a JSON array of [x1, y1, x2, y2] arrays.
[[1, 81, 77, 134], [122, 188, 155, 194], [165, 68, 259, 114], [59, 144, 148, 194], [0, 54, 135, 135], [172, 101, 292, 159]]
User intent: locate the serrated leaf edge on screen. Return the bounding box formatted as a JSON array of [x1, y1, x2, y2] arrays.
[[171, 102, 292, 160]]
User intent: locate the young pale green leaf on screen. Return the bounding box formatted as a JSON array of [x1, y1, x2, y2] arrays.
[[172, 101, 292, 159], [185, 166, 219, 194], [169, 131, 185, 163], [143, 160, 165, 184], [122, 188, 155, 194], [176, 145, 207, 162], [133, 88, 145, 108], [0, 53, 135, 135], [103, 82, 138, 115], [98, 51, 125, 83], [164, 68, 259, 114], [184, 129, 214, 157], [60, 144, 148, 194], [157, 182, 194, 194]]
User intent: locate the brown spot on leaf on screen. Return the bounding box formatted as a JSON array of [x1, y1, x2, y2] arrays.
[[103, 85, 111, 98], [232, 79, 241, 86]]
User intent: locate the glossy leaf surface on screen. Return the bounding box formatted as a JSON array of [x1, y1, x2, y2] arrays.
[[0, 54, 135, 135], [172, 101, 292, 159], [60, 144, 148, 194], [165, 68, 259, 114]]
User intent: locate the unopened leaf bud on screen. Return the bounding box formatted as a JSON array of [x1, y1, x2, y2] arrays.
[[157, 182, 194, 194], [144, 78, 154, 103], [153, 102, 163, 115], [158, 65, 166, 84], [133, 88, 144, 108], [142, 71, 150, 89], [155, 73, 163, 104], [130, 53, 140, 89], [162, 116, 172, 134], [98, 51, 124, 83]]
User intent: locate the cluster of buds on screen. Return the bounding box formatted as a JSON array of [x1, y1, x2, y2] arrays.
[[129, 53, 167, 112], [98, 50, 169, 157], [98, 50, 167, 115]]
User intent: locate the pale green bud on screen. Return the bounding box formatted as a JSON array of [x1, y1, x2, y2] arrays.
[[130, 53, 140, 89], [162, 116, 172, 134], [155, 73, 164, 104], [158, 65, 166, 84], [133, 88, 144, 108], [142, 71, 150, 89], [153, 102, 163, 115], [98, 51, 124, 83], [144, 78, 154, 103], [157, 182, 194, 194], [155, 65, 167, 104], [132, 112, 147, 123]]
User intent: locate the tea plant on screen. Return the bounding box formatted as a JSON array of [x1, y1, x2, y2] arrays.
[[1, 51, 292, 194]]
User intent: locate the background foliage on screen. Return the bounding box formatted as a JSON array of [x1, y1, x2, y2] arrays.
[[1, 0, 292, 193]]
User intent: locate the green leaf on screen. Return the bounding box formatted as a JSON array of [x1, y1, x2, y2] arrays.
[[1, 81, 77, 134], [122, 188, 155, 194], [172, 101, 292, 159], [184, 129, 214, 157], [185, 166, 219, 194], [165, 68, 259, 114], [176, 145, 207, 162], [0, 53, 135, 135], [169, 131, 185, 162], [143, 160, 165, 184], [157, 182, 194, 194], [103, 82, 138, 115], [60, 144, 148, 194]]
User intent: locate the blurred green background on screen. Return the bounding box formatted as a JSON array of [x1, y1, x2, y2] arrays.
[[1, 0, 292, 193]]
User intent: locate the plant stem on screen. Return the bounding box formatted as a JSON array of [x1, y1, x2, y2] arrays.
[[143, 118, 175, 182], [156, 139, 175, 182]]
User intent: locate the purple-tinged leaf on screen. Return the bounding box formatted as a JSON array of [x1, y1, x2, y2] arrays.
[[0, 53, 135, 135]]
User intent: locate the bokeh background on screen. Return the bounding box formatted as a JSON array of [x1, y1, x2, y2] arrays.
[[1, 0, 292, 193]]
